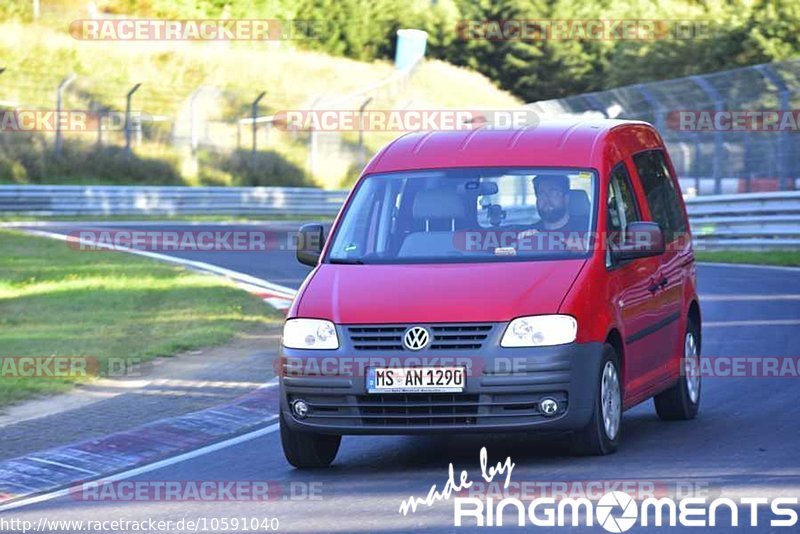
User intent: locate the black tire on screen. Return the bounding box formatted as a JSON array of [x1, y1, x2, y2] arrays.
[[280, 413, 341, 468], [571, 344, 621, 456], [654, 318, 701, 421]]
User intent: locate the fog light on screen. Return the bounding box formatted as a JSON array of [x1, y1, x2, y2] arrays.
[[291, 399, 309, 419], [539, 398, 559, 417]]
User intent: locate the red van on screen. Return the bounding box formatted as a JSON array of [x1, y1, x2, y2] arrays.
[[279, 120, 701, 468]]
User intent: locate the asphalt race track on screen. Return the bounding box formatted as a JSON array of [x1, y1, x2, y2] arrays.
[[6, 221, 800, 533]]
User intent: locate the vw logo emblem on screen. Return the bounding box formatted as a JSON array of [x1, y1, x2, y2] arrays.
[[403, 327, 430, 351]]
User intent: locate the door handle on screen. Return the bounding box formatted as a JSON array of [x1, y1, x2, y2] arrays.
[[648, 276, 667, 294]]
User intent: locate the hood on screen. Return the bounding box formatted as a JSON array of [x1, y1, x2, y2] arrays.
[[295, 260, 586, 324]]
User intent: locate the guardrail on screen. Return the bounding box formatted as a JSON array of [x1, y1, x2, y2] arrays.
[[1, 186, 798, 249], [0, 185, 347, 216], [686, 191, 800, 249]]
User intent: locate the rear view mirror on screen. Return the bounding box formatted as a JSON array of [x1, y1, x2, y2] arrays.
[[479, 182, 499, 195], [612, 221, 665, 261], [462, 181, 499, 196], [296, 223, 325, 266]]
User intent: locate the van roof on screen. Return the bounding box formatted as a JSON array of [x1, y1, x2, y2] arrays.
[[363, 118, 662, 175]]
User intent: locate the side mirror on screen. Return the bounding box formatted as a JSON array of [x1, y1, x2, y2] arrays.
[[612, 221, 665, 262], [296, 223, 325, 266]]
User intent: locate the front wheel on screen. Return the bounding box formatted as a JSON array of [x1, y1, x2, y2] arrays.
[[571, 344, 621, 456], [280, 413, 341, 468], [654, 319, 701, 421]]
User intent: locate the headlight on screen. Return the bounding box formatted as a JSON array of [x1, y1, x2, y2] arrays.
[[500, 315, 577, 347], [282, 319, 339, 350]]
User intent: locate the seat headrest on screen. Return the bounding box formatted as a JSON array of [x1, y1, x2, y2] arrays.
[[568, 189, 590, 218], [413, 189, 466, 219]]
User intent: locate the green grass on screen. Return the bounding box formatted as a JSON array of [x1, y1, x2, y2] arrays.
[[0, 229, 282, 407], [695, 250, 800, 267]]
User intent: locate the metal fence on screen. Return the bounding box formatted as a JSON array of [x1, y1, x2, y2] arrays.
[[0, 58, 417, 190], [686, 191, 800, 248], [5, 53, 800, 195], [527, 59, 800, 196], [0, 185, 348, 216], [2, 185, 798, 249]]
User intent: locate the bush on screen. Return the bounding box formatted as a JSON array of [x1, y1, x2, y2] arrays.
[[198, 149, 314, 187], [0, 132, 182, 185], [0, 132, 315, 187]]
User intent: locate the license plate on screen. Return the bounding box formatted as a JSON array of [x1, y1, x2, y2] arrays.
[[366, 367, 466, 393]]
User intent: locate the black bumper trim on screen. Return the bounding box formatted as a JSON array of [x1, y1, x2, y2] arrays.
[[279, 340, 605, 434], [626, 312, 680, 344]]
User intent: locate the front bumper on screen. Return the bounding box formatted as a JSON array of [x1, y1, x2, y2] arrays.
[[279, 324, 604, 435]]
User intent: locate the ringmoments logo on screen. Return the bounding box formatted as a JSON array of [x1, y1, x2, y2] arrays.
[[397, 448, 800, 530], [452, 490, 799, 529]]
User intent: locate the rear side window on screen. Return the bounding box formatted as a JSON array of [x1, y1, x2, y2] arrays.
[[632, 150, 686, 243], [606, 163, 641, 267], [607, 163, 640, 245]]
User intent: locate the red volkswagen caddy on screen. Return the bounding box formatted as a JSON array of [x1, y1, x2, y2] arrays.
[[280, 120, 702, 468]]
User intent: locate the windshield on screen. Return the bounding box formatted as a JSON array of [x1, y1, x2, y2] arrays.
[[326, 167, 597, 264]]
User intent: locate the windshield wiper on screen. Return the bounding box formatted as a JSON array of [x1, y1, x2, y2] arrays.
[[328, 258, 365, 264]]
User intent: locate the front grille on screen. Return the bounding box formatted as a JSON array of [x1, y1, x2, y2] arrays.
[[356, 393, 480, 425], [347, 324, 494, 351], [347, 326, 405, 351], [429, 325, 492, 350], [355, 391, 568, 426]]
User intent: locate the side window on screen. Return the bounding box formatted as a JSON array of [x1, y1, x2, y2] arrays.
[[607, 163, 640, 248], [632, 150, 686, 243]]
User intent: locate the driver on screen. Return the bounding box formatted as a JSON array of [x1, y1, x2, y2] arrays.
[[517, 174, 589, 251]]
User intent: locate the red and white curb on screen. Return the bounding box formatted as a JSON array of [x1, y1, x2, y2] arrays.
[[0, 382, 281, 512]]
